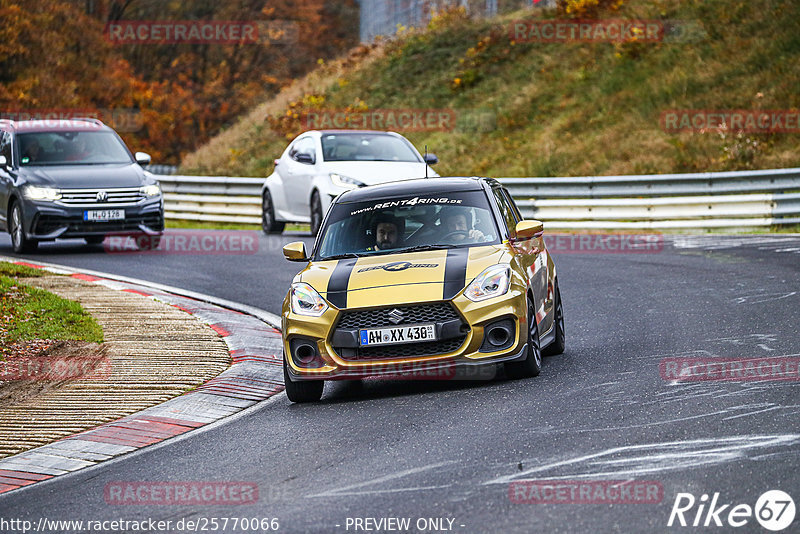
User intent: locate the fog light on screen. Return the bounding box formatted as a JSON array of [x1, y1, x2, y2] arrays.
[[479, 318, 516, 353]]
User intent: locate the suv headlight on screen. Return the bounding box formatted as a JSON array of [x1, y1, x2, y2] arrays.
[[22, 185, 61, 201], [140, 184, 161, 197], [290, 282, 329, 316], [330, 173, 365, 190], [464, 265, 511, 302]]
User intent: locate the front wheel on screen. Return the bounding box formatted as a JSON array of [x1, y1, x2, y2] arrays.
[[310, 191, 323, 236], [504, 296, 542, 379], [262, 190, 285, 235], [9, 202, 38, 253], [542, 279, 565, 356], [283, 359, 324, 403]]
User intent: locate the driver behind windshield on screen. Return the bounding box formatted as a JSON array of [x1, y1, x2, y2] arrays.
[[439, 207, 486, 243], [367, 213, 404, 251]]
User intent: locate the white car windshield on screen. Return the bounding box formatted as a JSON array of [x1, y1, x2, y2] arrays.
[[316, 190, 500, 260], [321, 133, 421, 162]]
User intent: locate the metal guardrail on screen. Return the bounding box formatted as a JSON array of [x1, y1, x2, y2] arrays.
[[154, 168, 800, 230]]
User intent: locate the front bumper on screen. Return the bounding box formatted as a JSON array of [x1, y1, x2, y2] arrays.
[[24, 198, 164, 239], [282, 286, 529, 381]]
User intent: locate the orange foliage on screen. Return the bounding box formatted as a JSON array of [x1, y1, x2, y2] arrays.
[[0, 0, 358, 164]]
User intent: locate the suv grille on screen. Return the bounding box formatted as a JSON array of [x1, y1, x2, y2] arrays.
[[59, 188, 145, 206], [34, 213, 164, 235], [336, 302, 460, 329]]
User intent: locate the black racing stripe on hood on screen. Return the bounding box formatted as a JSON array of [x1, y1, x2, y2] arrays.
[[327, 257, 358, 309], [443, 248, 469, 300]]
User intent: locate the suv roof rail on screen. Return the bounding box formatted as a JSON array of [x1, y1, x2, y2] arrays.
[[68, 117, 106, 126]]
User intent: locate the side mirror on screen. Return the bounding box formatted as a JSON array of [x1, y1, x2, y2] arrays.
[[135, 152, 151, 166], [515, 220, 544, 240], [295, 152, 314, 165], [283, 241, 308, 262], [423, 153, 439, 165], [0, 155, 7, 168]]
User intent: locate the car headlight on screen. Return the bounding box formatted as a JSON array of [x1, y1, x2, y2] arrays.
[[464, 265, 511, 302], [140, 184, 161, 197], [290, 282, 329, 316], [330, 173, 364, 190], [22, 185, 61, 201]]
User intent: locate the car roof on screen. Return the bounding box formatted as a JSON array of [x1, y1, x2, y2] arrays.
[[337, 177, 495, 203], [0, 118, 111, 134], [303, 130, 404, 137]]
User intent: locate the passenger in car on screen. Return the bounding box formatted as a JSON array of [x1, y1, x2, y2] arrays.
[[21, 137, 42, 163], [368, 213, 405, 251]]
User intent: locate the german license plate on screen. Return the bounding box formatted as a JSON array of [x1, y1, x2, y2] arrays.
[[84, 209, 124, 222], [360, 324, 437, 346]]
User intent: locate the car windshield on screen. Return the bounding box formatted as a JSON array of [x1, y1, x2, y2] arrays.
[[316, 189, 501, 260], [320, 133, 421, 162], [17, 131, 132, 166]]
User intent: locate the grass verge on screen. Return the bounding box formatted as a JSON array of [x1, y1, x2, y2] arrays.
[[0, 262, 104, 361]]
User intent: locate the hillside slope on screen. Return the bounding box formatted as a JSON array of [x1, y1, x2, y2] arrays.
[[181, 0, 800, 178]]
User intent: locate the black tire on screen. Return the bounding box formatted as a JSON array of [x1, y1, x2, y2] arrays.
[[262, 190, 285, 235], [134, 234, 161, 251], [283, 358, 324, 403], [504, 296, 542, 379], [542, 279, 565, 356], [85, 236, 105, 245], [310, 191, 323, 236], [9, 201, 38, 253]]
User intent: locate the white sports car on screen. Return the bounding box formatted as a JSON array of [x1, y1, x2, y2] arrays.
[[261, 130, 439, 235]]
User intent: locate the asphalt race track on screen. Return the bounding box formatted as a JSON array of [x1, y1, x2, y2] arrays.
[[1, 231, 799, 533]]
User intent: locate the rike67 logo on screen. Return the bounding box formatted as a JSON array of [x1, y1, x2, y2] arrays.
[[668, 490, 795, 531]]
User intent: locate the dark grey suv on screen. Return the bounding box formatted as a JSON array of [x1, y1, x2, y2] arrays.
[[0, 118, 164, 252]]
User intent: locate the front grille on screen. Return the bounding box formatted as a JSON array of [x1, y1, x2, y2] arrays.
[[336, 302, 460, 329], [333, 302, 467, 361], [34, 212, 163, 235], [336, 335, 468, 361], [59, 187, 145, 206]]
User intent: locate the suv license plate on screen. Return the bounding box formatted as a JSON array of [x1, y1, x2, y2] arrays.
[[359, 324, 437, 346], [84, 210, 124, 222]]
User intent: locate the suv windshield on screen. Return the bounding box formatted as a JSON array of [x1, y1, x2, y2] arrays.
[[317, 190, 500, 260], [321, 133, 421, 162], [17, 131, 132, 166]]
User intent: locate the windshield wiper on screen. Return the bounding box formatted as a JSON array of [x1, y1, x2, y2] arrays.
[[393, 244, 452, 254], [319, 252, 363, 261]]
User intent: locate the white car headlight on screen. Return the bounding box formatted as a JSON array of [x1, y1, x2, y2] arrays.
[[330, 173, 365, 190], [290, 282, 329, 316], [140, 184, 161, 197], [464, 265, 511, 302], [23, 185, 61, 201]]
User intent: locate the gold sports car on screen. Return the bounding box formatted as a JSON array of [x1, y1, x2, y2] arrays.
[[280, 177, 565, 402]]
